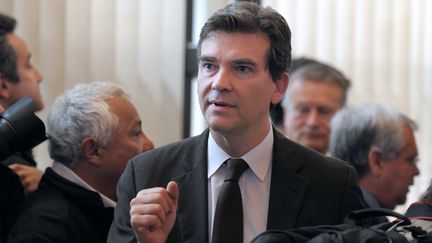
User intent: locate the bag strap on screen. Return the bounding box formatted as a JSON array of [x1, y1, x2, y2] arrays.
[[345, 208, 411, 226]]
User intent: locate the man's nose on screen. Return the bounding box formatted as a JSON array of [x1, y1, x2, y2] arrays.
[[413, 164, 420, 176], [211, 68, 232, 91], [306, 109, 320, 126], [142, 136, 155, 152], [34, 68, 43, 83]]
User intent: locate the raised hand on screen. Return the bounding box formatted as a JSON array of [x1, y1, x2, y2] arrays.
[[130, 181, 179, 243]]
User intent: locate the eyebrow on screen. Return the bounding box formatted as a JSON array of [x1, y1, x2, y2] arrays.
[[198, 56, 257, 68], [198, 55, 216, 63], [232, 58, 257, 68], [129, 119, 142, 130]]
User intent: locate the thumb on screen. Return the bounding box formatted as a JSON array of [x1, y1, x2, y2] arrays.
[[166, 181, 179, 207], [9, 163, 24, 173]]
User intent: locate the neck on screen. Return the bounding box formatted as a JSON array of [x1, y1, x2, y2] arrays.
[[360, 176, 378, 198], [72, 162, 117, 201], [360, 176, 394, 209], [211, 120, 271, 157]]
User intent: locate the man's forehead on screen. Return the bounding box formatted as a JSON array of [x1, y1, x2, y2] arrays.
[[287, 87, 344, 109], [199, 31, 270, 63], [6, 33, 21, 44], [290, 80, 342, 94], [291, 79, 343, 89], [201, 31, 270, 47], [6, 33, 30, 57]]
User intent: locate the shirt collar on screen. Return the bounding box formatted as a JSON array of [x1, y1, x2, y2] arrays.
[[207, 126, 274, 182], [52, 162, 116, 208], [360, 186, 381, 208]]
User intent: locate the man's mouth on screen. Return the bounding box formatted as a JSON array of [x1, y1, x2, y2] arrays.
[[210, 100, 235, 107]]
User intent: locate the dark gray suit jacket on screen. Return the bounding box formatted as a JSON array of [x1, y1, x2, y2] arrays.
[[108, 129, 366, 243]]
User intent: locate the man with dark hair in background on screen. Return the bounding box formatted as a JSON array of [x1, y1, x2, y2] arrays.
[[108, 2, 366, 243], [0, 13, 44, 192]]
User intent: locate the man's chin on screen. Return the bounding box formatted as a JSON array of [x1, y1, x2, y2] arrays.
[[34, 103, 44, 112], [301, 141, 327, 154], [208, 121, 241, 136], [209, 125, 233, 134], [33, 97, 44, 111]]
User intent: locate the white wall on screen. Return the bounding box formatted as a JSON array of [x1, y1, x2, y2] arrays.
[[264, 0, 432, 212], [0, 0, 186, 169]]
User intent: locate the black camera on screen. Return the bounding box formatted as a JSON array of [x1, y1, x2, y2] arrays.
[[0, 97, 47, 160]]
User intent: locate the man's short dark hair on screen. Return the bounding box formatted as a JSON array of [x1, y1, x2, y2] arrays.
[[0, 13, 19, 83], [197, 2, 292, 82]]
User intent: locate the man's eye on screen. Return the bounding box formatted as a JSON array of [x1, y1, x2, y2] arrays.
[[318, 107, 332, 116], [132, 129, 143, 139], [407, 157, 419, 164], [297, 107, 310, 114], [202, 63, 214, 70], [236, 66, 251, 73], [200, 63, 217, 77]]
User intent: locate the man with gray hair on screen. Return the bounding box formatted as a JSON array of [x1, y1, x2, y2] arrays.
[[7, 81, 154, 243], [330, 103, 420, 211], [282, 61, 350, 154]]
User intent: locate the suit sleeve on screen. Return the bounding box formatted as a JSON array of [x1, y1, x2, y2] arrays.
[[6, 211, 70, 243], [107, 160, 138, 243], [7, 232, 58, 243], [340, 166, 368, 221]]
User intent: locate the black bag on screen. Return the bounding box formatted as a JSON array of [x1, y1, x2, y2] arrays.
[[251, 208, 432, 243]]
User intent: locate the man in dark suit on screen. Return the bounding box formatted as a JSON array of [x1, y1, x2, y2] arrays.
[[108, 2, 366, 243], [0, 164, 24, 240], [0, 12, 44, 193]]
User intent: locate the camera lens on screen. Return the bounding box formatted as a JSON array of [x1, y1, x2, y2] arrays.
[[0, 97, 46, 160]]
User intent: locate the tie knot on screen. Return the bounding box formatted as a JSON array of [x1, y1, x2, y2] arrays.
[[225, 158, 249, 182]]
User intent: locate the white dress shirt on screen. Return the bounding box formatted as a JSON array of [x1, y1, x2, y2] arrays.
[[208, 127, 273, 243], [52, 162, 116, 208]]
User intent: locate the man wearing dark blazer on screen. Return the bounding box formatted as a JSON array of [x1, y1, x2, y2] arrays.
[[0, 12, 44, 193], [108, 2, 366, 243]]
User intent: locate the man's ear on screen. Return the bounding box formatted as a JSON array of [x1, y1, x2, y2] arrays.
[[271, 72, 289, 105], [0, 74, 12, 99], [368, 146, 383, 176], [81, 137, 102, 166]]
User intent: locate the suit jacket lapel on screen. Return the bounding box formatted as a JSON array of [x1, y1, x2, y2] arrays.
[[174, 130, 209, 243], [172, 129, 311, 239], [267, 129, 310, 230]]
